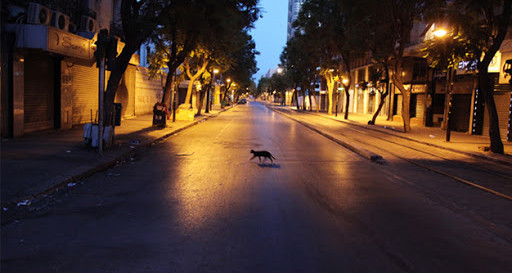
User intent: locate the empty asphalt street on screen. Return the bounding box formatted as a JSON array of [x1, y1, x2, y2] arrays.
[[2, 102, 512, 273]]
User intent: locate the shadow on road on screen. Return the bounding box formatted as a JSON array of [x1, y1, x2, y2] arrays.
[[255, 162, 281, 168]]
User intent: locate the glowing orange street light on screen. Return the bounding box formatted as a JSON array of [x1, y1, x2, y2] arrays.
[[433, 28, 447, 37]]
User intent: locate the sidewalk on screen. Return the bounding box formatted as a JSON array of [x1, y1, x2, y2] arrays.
[[1, 105, 230, 206], [269, 103, 512, 165]]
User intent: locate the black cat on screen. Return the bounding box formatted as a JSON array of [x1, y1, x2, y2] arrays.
[[250, 149, 275, 163]]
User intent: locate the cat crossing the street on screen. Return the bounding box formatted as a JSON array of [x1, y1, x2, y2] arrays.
[[250, 149, 275, 163]]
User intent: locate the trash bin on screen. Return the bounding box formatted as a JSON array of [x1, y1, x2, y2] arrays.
[[153, 103, 167, 127], [114, 103, 122, 126]]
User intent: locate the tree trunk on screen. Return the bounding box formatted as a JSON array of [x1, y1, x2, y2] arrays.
[[302, 88, 306, 110], [326, 76, 334, 115], [310, 82, 319, 113], [184, 58, 209, 108], [369, 90, 388, 125], [392, 73, 410, 132], [185, 77, 197, 107], [196, 88, 208, 116], [160, 61, 182, 105], [343, 88, 350, 120], [479, 67, 504, 154], [307, 90, 313, 111], [104, 44, 136, 126], [294, 89, 300, 110], [370, 66, 389, 125], [474, 0, 510, 154]]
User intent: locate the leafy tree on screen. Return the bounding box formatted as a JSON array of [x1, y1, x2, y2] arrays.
[[293, 0, 370, 118], [148, 0, 259, 111], [293, 0, 342, 115], [377, 0, 434, 132], [219, 32, 259, 106], [257, 77, 272, 98], [280, 34, 320, 111], [270, 71, 290, 105], [103, 0, 171, 126], [423, 0, 511, 154], [183, 47, 210, 109], [364, 0, 396, 125]]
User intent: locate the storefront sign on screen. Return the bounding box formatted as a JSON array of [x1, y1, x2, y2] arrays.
[[411, 84, 426, 94], [48, 27, 92, 60], [499, 51, 512, 84]]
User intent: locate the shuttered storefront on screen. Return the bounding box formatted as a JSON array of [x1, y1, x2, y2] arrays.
[[71, 63, 98, 125], [24, 53, 55, 133], [451, 94, 471, 132], [483, 91, 511, 140]]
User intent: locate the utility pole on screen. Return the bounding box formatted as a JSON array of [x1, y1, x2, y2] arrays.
[[445, 67, 455, 142], [95, 29, 108, 155], [94, 29, 117, 155]]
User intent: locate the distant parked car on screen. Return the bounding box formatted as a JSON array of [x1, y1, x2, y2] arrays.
[[238, 98, 247, 104]]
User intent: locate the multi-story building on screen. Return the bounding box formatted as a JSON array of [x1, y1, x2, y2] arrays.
[[287, 0, 306, 41], [344, 22, 512, 141], [1, 0, 163, 138]]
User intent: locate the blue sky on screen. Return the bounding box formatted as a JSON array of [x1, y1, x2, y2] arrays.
[[251, 0, 288, 82]]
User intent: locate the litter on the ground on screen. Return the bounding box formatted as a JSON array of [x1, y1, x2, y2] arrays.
[[67, 182, 77, 187], [429, 135, 436, 138], [3, 207, 8, 211], [107, 172, 121, 177], [17, 200, 31, 206], [130, 140, 141, 145], [130, 145, 135, 149], [66, 150, 71, 153]]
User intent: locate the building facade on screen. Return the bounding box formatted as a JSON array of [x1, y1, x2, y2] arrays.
[[1, 0, 163, 138], [287, 0, 306, 41], [341, 22, 512, 141]]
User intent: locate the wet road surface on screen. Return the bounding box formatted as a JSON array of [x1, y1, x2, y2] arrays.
[[2, 102, 512, 272]]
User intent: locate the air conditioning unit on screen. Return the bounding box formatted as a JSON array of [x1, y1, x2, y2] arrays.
[[52, 11, 69, 31], [80, 15, 97, 33], [27, 2, 51, 25]]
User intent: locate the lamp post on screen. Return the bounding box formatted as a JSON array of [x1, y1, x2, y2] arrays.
[[432, 25, 455, 141]]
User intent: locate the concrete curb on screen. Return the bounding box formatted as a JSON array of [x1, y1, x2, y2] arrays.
[[2, 107, 232, 208], [310, 111, 512, 166], [266, 105, 384, 163]]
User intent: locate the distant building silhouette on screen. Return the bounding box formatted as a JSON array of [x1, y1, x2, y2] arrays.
[[287, 0, 306, 41]]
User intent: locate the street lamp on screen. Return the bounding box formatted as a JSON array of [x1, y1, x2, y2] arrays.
[[432, 22, 448, 37], [432, 23, 454, 141], [433, 29, 447, 37], [276, 67, 283, 74]]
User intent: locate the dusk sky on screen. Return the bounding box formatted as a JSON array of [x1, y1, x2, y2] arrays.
[[251, 0, 288, 82]]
